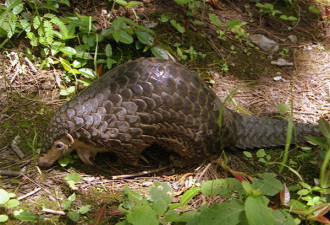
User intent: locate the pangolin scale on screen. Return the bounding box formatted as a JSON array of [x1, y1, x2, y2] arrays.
[[38, 58, 320, 167]]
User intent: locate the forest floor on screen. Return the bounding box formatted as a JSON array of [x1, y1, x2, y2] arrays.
[[0, 0, 329, 224]]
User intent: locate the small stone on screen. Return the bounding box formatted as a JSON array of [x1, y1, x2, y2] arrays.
[[250, 34, 279, 54], [271, 58, 293, 66], [142, 182, 153, 187], [288, 35, 297, 43]]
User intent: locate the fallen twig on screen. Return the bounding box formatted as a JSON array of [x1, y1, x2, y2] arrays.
[[42, 208, 65, 216], [17, 188, 41, 201], [112, 166, 170, 179], [10, 135, 24, 159], [0, 170, 22, 176]]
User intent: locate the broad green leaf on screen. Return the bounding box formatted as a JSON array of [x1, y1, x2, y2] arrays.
[[153, 198, 168, 216], [151, 46, 168, 59], [127, 1, 143, 8], [59, 46, 77, 56], [209, 13, 221, 27], [0, 189, 10, 205], [226, 19, 242, 29], [309, 6, 320, 14], [136, 31, 153, 46], [79, 68, 97, 79], [62, 200, 73, 210], [243, 151, 252, 158], [297, 189, 309, 195], [124, 186, 142, 202], [319, 118, 330, 139], [65, 172, 82, 183], [174, 0, 190, 4], [105, 44, 112, 57], [150, 182, 173, 205], [0, 215, 8, 222], [12, 3, 23, 15], [127, 205, 158, 225], [277, 103, 290, 114], [14, 210, 38, 222], [273, 209, 295, 225], [245, 196, 274, 225], [6, 199, 19, 208], [68, 211, 80, 222], [106, 58, 117, 69], [118, 30, 133, 44], [160, 13, 171, 23], [114, 0, 128, 6], [170, 20, 185, 33], [188, 200, 245, 225], [256, 149, 265, 158], [288, 16, 297, 21], [72, 59, 86, 68], [68, 193, 76, 201], [180, 187, 200, 205], [252, 173, 282, 196], [201, 178, 243, 198], [112, 17, 126, 30]]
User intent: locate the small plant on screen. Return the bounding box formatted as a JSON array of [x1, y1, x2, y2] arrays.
[[0, 189, 41, 223], [243, 149, 272, 164], [61, 193, 92, 223]]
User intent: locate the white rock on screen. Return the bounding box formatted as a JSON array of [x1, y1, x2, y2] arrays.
[[250, 34, 279, 54]]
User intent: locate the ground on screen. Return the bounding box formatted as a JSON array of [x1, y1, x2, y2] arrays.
[[0, 0, 329, 224]]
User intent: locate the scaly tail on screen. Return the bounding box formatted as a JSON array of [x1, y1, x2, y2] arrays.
[[221, 110, 321, 149]]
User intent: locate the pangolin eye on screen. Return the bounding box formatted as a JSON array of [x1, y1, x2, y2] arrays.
[[56, 143, 63, 148]]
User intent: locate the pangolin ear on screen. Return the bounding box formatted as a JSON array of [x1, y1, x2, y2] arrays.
[[66, 133, 74, 146]]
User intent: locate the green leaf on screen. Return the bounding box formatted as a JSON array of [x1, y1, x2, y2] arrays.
[[226, 19, 242, 29], [105, 44, 112, 57], [201, 178, 243, 198], [319, 118, 330, 139], [174, 0, 190, 4], [0, 214, 8, 222], [170, 20, 185, 33], [12, 3, 23, 15], [124, 186, 142, 202], [160, 13, 171, 23], [277, 103, 290, 114], [59, 46, 77, 56], [198, 199, 246, 225], [242, 181, 254, 195], [65, 172, 82, 183], [114, 0, 128, 6], [309, 6, 320, 14], [273, 209, 295, 225], [280, 15, 288, 20], [68, 193, 76, 201], [287, 16, 297, 21], [62, 200, 73, 210], [78, 205, 91, 214], [256, 149, 265, 158], [112, 17, 126, 30], [127, 1, 143, 8], [135, 31, 153, 46], [209, 13, 221, 27], [117, 30, 133, 44], [243, 151, 252, 158], [153, 198, 168, 216], [150, 182, 173, 205], [180, 187, 200, 205], [0, 189, 10, 205], [14, 210, 38, 222], [252, 173, 282, 196], [245, 196, 274, 225], [68, 211, 80, 222], [126, 205, 158, 225], [6, 199, 19, 208], [79, 68, 97, 79], [151, 46, 168, 59], [297, 189, 309, 195]]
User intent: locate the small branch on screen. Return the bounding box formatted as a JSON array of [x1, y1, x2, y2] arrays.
[[23, 57, 38, 73], [11, 135, 25, 159], [42, 208, 65, 216], [0, 170, 22, 176], [112, 166, 170, 179], [17, 188, 41, 201]]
